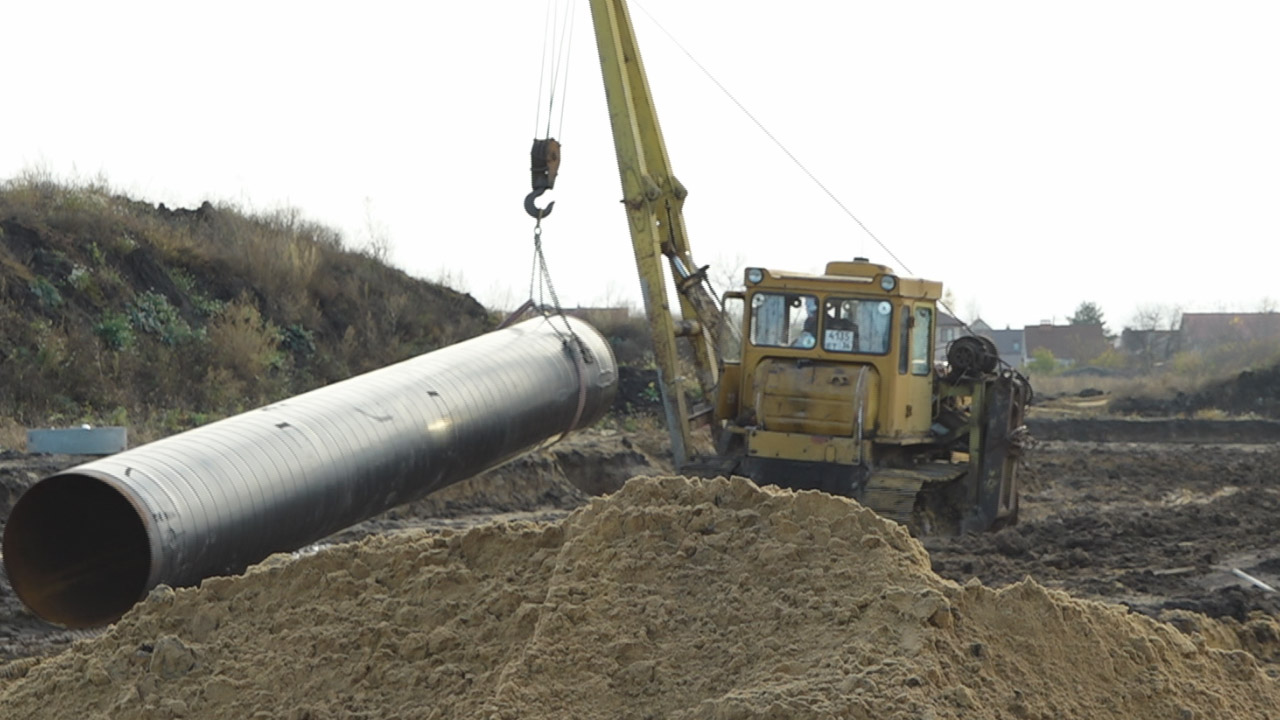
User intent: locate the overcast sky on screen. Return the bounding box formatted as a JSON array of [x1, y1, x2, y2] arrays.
[[5, 1, 1278, 331]]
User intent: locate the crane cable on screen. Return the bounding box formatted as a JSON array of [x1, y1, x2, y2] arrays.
[[512, 0, 587, 354], [632, 4, 1000, 369], [533, 0, 577, 143], [630, 3, 913, 276]]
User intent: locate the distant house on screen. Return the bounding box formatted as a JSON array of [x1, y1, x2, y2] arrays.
[[1023, 322, 1108, 367], [935, 311, 967, 364], [960, 318, 1026, 369], [933, 316, 1027, 369], [1120, 328, 1178, 367], [988, 327, 1027, 368], [968, 318, 993, 337], [564, 306, 631, 326], [1179, 313, 1280, 352]]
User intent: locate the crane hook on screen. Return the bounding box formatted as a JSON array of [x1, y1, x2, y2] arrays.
[[526, 138, 561, 220], [525, 187, 555, 219]]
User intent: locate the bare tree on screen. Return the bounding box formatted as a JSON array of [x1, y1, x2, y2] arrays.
[[710, 251, 747, 294], [939, 288, 958, 317], [1126, 304, 1182, 370], [592, 280, 638, 312], [1130, 305, 1161, 332], [361, 198, 393, 264], [1131, 304, 1184, 332]]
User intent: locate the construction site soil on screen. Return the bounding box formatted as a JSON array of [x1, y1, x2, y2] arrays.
[[1, 420, 1278, 717], [1109, 363, 1280, 419]]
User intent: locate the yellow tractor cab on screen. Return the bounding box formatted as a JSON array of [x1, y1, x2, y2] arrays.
[[578, 0, 1030, 533], [711, 259, 1028, 533]]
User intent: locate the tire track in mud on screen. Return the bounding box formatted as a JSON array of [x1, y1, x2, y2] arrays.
[[926, 441, 1280, 622]]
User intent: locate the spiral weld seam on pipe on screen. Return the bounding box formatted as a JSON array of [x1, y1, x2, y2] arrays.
[[1, 316, 617, 628]]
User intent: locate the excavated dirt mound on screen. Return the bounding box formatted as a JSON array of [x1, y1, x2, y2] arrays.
[[1110, 364, 1280, 418], [925, 440, 1280, 669], [2, 476, 1279, 719], [0, 431, 662, 663]]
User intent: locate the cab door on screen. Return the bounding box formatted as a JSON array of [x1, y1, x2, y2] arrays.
[[715, 292, 746, 426], [904, 304, 935, 435]]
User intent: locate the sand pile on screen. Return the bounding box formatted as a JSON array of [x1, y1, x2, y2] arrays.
[[2, 475, 1278, 719]]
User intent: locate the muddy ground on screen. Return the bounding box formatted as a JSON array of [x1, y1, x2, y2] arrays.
[[2, 421, 1278, 667], [927, 441, 1280, 621]]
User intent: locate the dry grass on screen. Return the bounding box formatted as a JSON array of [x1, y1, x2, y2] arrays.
[[214, 208, 324, 299], [1028, 373, 1196, 400], [0, 417, 27, 451], [0, 171, 493, 437], [204, 294, 285, 407], [581, 309, 654, 366], [1029, 336, 1280, 403]]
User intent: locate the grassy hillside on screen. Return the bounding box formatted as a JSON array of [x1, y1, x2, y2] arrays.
[[0, 174, 492, 442]]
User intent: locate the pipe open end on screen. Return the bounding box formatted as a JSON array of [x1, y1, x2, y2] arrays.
[[3, 473, 152, 628]]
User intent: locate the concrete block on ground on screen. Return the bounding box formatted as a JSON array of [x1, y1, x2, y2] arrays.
[[26, 426, 128, 455]]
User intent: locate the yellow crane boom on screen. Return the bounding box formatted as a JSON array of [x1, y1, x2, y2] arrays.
[[586, 0, 722, 468], [579, 0, 1032, 535]]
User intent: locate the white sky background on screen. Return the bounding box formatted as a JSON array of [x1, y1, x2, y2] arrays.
[[4, 1, 1278, 332]]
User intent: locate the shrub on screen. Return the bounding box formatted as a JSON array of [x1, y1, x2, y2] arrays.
[[94, 311, 135, 351], [30, 277, 62, 309], [27, 318, 67, 373], [205, 294, 285, 404], [1086, 347, 1129, 369], [87, 242, 106, 267], [1170, 351, 1208, 380], [169, 267, 224, 318], [0, 174, 491, 432], [282, 323, 317, 361], [0, 416, 26, 450], [67, 264, 92, 292], [129, 290, 200, 345], [579, 309, 652, 366], [1026, 347, 1058, 375]]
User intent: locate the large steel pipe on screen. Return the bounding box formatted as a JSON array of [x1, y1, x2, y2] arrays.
[[3, 316, 616, 628]]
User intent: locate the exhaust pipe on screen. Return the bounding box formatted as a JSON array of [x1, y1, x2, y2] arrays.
[[3, 316, 616, 628]]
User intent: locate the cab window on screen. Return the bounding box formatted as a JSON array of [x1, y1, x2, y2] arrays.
[[821, 298, 892, 355], [719, 294, 745, 364], [911, 306, 933, 375], [750, 293, 818, 349]]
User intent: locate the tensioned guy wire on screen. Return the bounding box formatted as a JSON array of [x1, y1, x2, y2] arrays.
[[631, 2, 914, 277]]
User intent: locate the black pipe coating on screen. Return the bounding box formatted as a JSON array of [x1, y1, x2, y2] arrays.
[[3, 317, 616, 628]]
